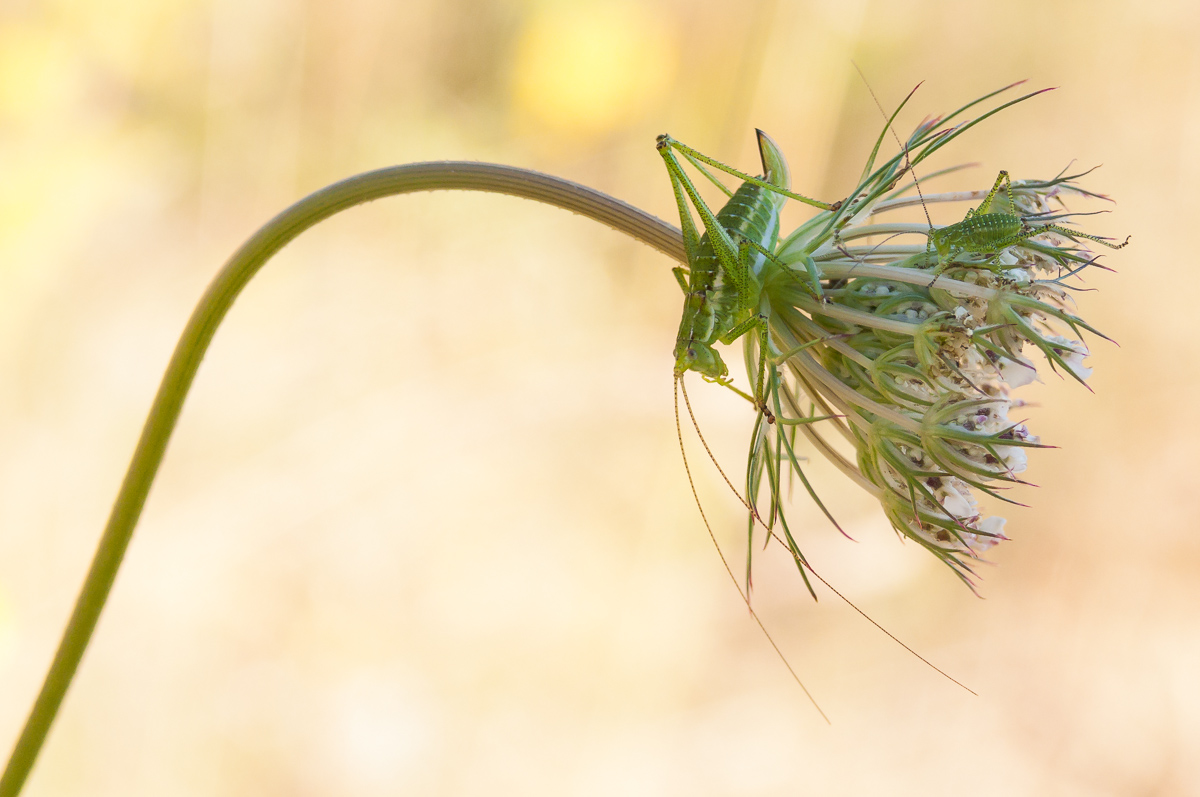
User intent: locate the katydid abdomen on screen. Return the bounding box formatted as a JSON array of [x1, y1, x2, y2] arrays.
[[930, 212, 1023, 259]]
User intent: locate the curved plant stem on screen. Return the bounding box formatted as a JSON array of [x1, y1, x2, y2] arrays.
[[0, 163, 685, 797]]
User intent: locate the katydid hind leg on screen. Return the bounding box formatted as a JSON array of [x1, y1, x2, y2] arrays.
[[660, 148, 705, 267], [657, 140, 743, 275], [974, 170, 1012, 216], [1035, 224, 1130, 250], [658, 133, 838, 211]]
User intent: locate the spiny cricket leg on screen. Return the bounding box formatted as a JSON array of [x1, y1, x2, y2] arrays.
[[791, 252, 825, 301], [930, 250, 966, 276], [753, 321, 774, 423], [984, 223, 1131, 255], [973, 170, 1012, 216], [734, 238, 776, 420], [1033, 224, 1131, 250], [717, 312, 775, 423], [998, 170, 1017, 212], [709, 375, 761, 411], [656, 134, 839, 211], [660, 146, 705, 266], [738, 231, 824, 301], [657, 140, 743, 276]]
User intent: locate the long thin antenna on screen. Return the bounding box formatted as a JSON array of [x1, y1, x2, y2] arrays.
[[680, 376, 976, 696], [679, 377, 763, 524], [675, 378, 830, 722], [852, 62, 934, 232], [783, 542, 977, 695]]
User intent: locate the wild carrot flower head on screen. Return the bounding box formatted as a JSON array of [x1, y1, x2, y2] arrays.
[[746, 84, 1125, 589]]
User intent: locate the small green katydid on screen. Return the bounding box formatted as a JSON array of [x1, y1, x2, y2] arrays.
[[926, 168, 1130, 270], [656, 133, 846, 713], [655, 131, 838, 418], [658, 133, 976, 710], [657, 132, 853, 569]]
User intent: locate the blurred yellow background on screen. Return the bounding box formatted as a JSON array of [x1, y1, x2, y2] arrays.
[[0, 0, 1193, 794]]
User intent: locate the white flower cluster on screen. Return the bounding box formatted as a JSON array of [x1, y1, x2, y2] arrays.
[[745, 101, 1121, 586]]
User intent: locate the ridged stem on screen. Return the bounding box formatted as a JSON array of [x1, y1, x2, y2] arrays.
[[0, 163, 685, 797]]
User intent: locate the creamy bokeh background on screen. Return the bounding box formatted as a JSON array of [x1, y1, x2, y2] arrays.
[[0, 0, 1193, 794]]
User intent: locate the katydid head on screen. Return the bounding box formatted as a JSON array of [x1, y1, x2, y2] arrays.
[[673, 340, 728, 382], [928, 226, 953, 260]]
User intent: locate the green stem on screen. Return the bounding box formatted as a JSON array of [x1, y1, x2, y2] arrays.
[[816, 262, 998, 301], [0, 163, 685, 797]]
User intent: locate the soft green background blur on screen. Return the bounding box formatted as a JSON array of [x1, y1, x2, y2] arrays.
[[0, 0, 1193, 794]]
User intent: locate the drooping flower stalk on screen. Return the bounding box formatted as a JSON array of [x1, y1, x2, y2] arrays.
[[0, 164, 686, 797]]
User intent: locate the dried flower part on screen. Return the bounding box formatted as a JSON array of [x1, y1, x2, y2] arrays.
[[744, 85, 1123, 588]]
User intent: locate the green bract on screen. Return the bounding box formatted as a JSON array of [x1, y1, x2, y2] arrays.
[[731, 83, 1126, 589]]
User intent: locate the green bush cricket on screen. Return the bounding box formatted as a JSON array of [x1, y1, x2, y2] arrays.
[[656, 131, 839, 418], [656, 130, 844, 715], [657, 130, 975, 713], [926, 168, 1130, 271]]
